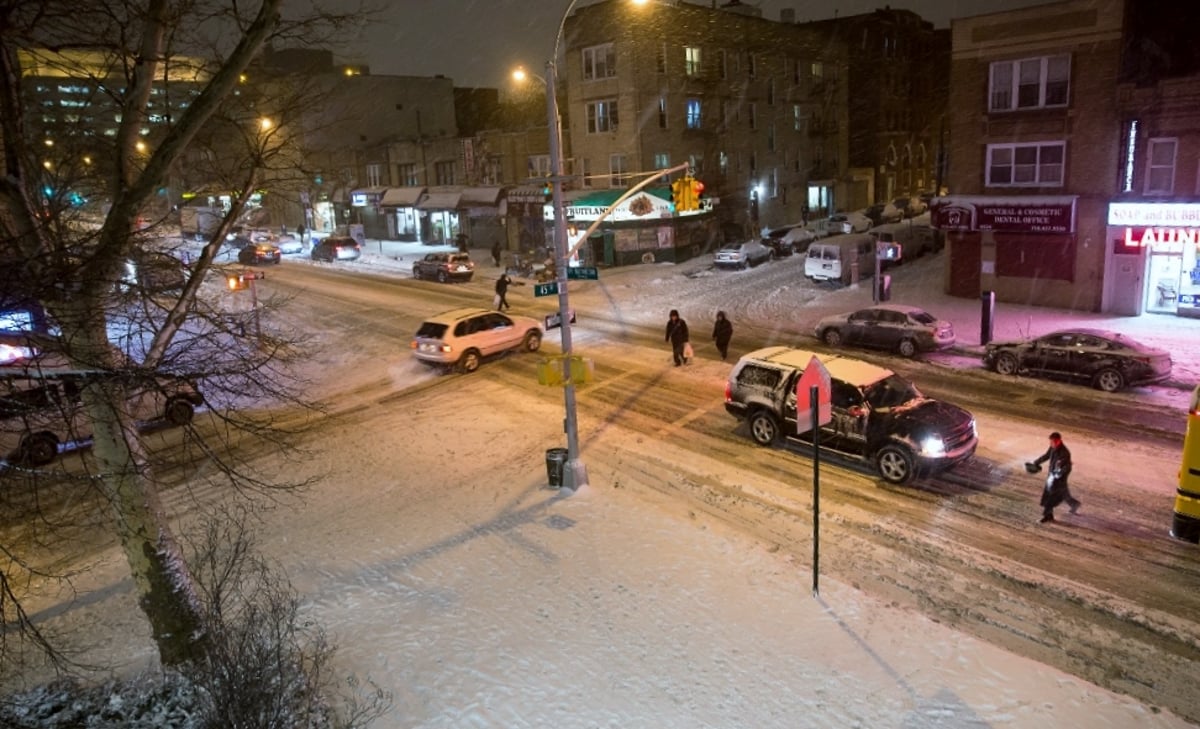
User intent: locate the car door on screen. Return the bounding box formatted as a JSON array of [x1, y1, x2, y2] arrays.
[[820, 379, 870, 455], [481, 312, 519, 353], [1067, 334, 1109, 382], [842, 309, 877, 347], [1028, 333, 1075, 377], [871, 309, 906, 351]]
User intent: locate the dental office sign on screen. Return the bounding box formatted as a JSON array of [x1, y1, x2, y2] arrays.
[[1108, 202, 1200, 254]]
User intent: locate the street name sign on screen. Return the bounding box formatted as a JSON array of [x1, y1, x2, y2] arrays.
[[566, 266, 599, 280], [534, 282, 559, 297]]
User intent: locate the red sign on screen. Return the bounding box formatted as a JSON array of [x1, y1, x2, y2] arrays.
[[796, 357, 832, 434], [1117, 226, 1200, 254]]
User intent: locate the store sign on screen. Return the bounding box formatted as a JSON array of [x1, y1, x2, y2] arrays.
[[932, 198, 1075, 233], [551, 193, 713, 223], [1108, 202, 1200, 227], [351, 192, 368, 207], [1118, 227, 1200, 254]]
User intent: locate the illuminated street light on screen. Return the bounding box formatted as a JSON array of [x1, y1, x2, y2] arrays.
[[544, 0, 587, 491], [259, 117, 273, 132]]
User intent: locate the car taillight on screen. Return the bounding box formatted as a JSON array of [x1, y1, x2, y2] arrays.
[[410, 341, 418, 349], [724, 382, 732, 402]]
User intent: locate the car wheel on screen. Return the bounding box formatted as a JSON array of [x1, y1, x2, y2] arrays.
[[437, 270, 448, 283], [1093, 368, 1124, 392], [739, 261, 747, 271], [897, 339, 917, 358], [748, 410, 780, 446], [457, 350, 481, 374], [994, 352, 1019, 375], [876, 443, 916, 484], [523, 330, 542, 352], [19, 433, 58, 466], [822, 328, 843, 347], [164, 398, 196, 426]]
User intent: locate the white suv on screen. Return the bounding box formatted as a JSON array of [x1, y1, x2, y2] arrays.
[[411, 307, 544, 373]]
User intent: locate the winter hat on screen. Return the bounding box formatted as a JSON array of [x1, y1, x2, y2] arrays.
[[670, 309, 679, 317], [1048, 431, 1062, 441]]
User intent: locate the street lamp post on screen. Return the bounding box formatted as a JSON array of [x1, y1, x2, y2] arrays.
[[546, 4, 588, 491]]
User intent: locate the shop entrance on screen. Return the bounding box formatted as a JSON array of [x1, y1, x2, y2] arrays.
[[1146, 252, 1182, 314]]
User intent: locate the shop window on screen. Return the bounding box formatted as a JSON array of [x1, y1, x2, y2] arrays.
[[994, 234, 1075, 281], [1145, 138, 1177, 195]]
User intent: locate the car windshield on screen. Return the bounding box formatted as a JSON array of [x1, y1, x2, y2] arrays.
[[415, 322, 448, 338], [863, 374, 922, 409]]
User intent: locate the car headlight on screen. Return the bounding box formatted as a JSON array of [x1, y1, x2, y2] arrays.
[[919, 436, 946, 457]]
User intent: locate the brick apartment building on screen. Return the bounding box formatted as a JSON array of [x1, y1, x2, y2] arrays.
[[934, 0, 1200, 318]]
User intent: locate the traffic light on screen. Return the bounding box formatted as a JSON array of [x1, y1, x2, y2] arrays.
[[689, 177, 705, 210], [671, 178, 686, 211]]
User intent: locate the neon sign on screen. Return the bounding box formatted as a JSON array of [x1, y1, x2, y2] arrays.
[[1122, 227, 1200, 253]]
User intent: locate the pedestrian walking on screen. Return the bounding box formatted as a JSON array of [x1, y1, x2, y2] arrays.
[[712, 310, 733, 360], [665, 309, 690, 366], [491, 241, 502, 268], [1026, 431, 1081, 523], [494, 273, 513, 311]]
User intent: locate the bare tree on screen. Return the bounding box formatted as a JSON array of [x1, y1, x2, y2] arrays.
[[0, 0, 368, 671]]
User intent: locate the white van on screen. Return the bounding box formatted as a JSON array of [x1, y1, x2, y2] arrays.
[[0, 366, 202, 466], [804, 234, 877, 285]]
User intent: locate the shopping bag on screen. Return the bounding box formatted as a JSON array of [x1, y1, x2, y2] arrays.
[[493, 293, 501, 309], [683, 342, 694, 362]]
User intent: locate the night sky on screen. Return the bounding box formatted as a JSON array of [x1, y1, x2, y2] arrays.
[[345, 0, 1050, 88]]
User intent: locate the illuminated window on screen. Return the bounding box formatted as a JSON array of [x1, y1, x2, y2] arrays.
[[986, 141, 1065, 187], [582, 43, 616, 81], [1145, 138, 1177, 194], [686, 99, 702, 129], [366, 163, 382, 187], [989, 55, 1070, 112], [658, 97, 667, 129], [685, 46, 702, 77], [586, 99, 618, 133], [793, 104, 803, 131]]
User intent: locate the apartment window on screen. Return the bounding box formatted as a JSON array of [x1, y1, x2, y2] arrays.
[[658, 97, 668, 129], [811, 61, 824, 79], [767, 77, 775, 105], [793, 104, 803, 131], [749, 151, 757, 174], [1145, 138, 1177, 194], [685, 46, 702, 77], [609, 154, 629, 187], [398, 163, 418, 186], [989, 55, 1070, 112], [719, 151, 729, 174], [770, 168, 779, 198], [582, 43, 616, 81], [433, 161, 455, 185], [581, 158, 593, 188], [748, 103, 757, 130], [366, 163, 382, 187], [686, 98, 702, 129], [656, 43, 667, 74], [654, 153, 670, 170], [747, 53, 756, 78], [767, 123, 776, 152], [717, 49, 728, 80], [528, 155, 550, 178], [986, 141, 1065, 186], [587, 99, 619, 133], [793, 59, 802, 85]]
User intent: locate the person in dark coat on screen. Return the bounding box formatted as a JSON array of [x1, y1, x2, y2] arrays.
[[491, 240, 502, 267], [494, 273, 513, 311], [712, 310, 733, 360], [1029, 431, 1081, 523], [665, 309, 690, 367]]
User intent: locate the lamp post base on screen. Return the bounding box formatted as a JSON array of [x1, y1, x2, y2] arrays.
[[564, 458, 590, 492]]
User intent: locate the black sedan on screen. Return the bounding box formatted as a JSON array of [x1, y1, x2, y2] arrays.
[[983, 328, 1172, 392], [237, 243, 282, 265]]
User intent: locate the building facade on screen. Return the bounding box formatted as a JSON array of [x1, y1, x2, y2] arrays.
[[805, 9, 950, 206], [560, 0, 849, 258], [935, 0, 1124, 312]]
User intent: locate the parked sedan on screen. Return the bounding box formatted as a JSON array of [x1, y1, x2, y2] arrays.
[[237, 243, 282, 265], [827, 212, 873, 235], [713, 239, 772, 270], [311, 236, 362, 262], [412, 252, 476, 282], [760, 235, 795, 258], [983, 328, 1172, 392], [815, 304, 956, 358]]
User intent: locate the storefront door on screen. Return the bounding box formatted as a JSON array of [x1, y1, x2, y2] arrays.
[[1108, 252, 1143, 315], [1146, 252, 1182, 315]]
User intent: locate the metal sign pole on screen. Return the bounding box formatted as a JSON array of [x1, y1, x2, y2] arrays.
[[811, 384, 820, 597]]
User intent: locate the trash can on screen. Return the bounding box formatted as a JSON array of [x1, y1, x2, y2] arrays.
[[545, 448, 568, 488]]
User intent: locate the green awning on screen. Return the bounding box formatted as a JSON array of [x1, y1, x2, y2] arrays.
[[567, 187, 671, 207]]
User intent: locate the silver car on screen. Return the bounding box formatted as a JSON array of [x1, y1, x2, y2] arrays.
[[713, 239, 772, 270], [815, 305, 956, 358]]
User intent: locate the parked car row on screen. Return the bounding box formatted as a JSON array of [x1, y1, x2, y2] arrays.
[[812, 305, 1173, 393]]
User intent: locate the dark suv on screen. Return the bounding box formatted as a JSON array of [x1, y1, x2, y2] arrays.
[[412, 252, 476, 282], [724, 346, 978, 484]]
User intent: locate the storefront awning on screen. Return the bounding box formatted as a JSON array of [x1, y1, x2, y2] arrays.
[[461, 187, 502, 206], [380, 187, 425, 207], [417, 190, 463, 210]]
